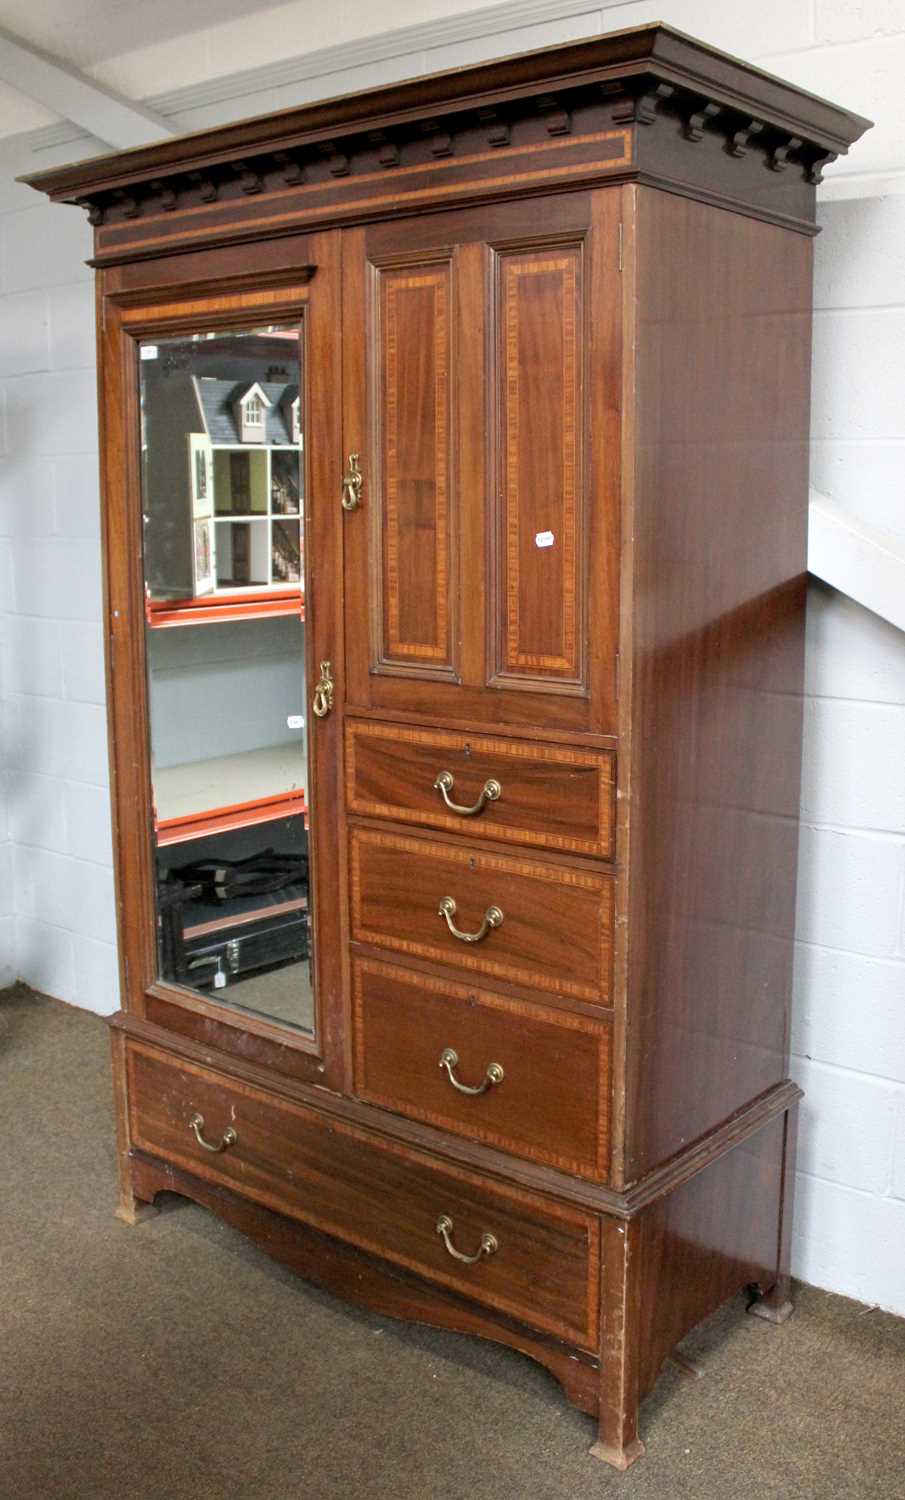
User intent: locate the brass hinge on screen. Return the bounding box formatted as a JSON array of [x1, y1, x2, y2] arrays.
[[617, 222, 624, 273]]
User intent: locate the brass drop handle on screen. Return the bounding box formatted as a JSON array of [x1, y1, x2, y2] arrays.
[[189, 1111, 237, 1154], [341, 452, 363, 511], [436, 1214, 498, 1264], [312, 660, 335, 718], [438, 895, 503, 944], [433, 770, 501, 818], [439, 1047, 504, 1096]]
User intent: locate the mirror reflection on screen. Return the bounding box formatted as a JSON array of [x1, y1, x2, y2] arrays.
[[140, 324, 314, 1034]]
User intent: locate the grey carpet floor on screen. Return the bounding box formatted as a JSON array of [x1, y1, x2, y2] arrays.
[[1, 983, 904, 1500]]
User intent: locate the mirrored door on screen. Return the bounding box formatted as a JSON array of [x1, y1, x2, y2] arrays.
[[139, 322, 316, 1035]]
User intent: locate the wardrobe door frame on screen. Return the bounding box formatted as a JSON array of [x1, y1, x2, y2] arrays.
[[340, 189, 622, 744], [98, 231, 348, 1092]]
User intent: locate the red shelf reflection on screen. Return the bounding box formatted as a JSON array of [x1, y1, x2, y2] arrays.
[[156, 789, 308, 847], [147, 588, 303, 629]]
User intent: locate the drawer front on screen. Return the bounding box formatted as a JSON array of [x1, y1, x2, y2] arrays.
[[127, 1042, 599, 1348], [346, 720, 615, 858], [353, 957, 610, 1179], [350, 827, 613, 1003]]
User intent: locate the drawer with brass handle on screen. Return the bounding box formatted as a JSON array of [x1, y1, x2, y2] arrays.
[[346, 719, 615, 858], [127, 1039, 600, 1348], [353, 957, 611, 1179], [350, 827, 614, 1004]]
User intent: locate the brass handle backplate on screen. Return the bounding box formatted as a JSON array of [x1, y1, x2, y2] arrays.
[[438, 895, 503, 945], [341, 452, 363, 511], [436, 1214, 498, 1264], [312, 660, 335, 718], [433, 770, 501, 818], [439, 1047, 504, 1096], [189, 1111, 237, 1154]]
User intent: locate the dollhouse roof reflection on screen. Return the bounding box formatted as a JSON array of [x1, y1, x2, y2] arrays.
[[192, 378, 300, 446]]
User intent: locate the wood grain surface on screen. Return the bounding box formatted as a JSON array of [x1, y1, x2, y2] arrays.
[[619, 190, 811, 1183]]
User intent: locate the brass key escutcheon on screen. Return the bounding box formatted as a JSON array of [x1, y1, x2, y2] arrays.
[[312, 660, 335, 718], [341, 452, 363, 511]]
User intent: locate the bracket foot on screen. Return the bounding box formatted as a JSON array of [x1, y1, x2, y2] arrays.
[[748, 1296, 794, 1325], [116, 1197, 158, 1227], [589, 1438, 645, 1471]]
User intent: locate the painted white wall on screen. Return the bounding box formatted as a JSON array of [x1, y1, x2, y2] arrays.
[[0, 0, 903, 1315], [0, 508, 13, 984]]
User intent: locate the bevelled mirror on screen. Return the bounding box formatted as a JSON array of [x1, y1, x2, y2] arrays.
[[138, 322, 314, 1034]]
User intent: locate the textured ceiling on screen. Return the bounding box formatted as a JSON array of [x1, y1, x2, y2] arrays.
[[0, 0, 309, 140], [0, 0, 261, 69], [0, 0, 502, 140]]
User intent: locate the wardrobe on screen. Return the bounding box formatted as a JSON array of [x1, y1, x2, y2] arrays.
[[25, 25, 869, 1468]]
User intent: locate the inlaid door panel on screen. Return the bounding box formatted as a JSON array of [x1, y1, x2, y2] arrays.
[[373, 253, 456, 678], [492, 242, 584, 690], [342, 190, 620, 736]]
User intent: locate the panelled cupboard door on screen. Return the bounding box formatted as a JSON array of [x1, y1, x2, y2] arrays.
[[341, 190, 621, 737]]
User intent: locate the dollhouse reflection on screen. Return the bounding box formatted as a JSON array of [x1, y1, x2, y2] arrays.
[[140, 324, 314, 1034]]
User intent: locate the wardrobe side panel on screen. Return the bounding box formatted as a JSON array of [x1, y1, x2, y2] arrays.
[[623, 189, 811, 1181], [635, 1113, 786, 1397]]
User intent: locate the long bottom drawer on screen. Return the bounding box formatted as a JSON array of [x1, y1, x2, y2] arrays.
[[127, 1041, 600, 1349]]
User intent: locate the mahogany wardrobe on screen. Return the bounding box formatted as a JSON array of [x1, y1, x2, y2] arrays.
[[25, 24, 869, 1470]]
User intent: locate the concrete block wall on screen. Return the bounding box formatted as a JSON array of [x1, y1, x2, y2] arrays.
[[0, 142, 117, 1009], [795, 589, 905, 1311], [0, 0, 903, 1314], [0, 513, 13, 985], [789, 0, 905, 1308]]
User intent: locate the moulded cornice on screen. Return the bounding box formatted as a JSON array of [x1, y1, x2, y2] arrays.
[[20, 23, 871, 219]]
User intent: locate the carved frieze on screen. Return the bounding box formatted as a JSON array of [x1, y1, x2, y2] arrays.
[[727, 119, 764, 157], [70, 86, 825, 233], [684, 100, 722, 141]]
